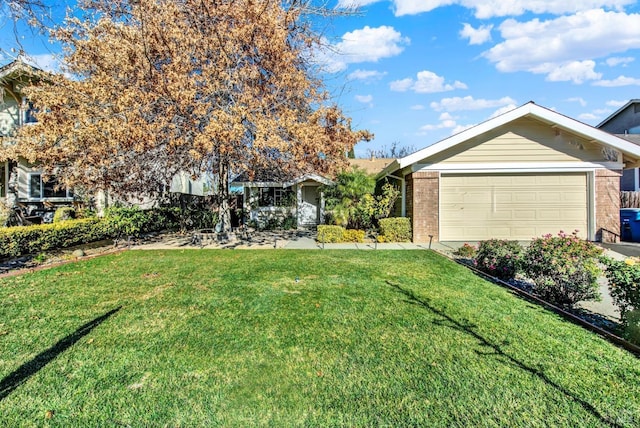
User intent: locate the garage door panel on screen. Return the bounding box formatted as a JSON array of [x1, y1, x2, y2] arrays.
[[440, 173, 588, 241]]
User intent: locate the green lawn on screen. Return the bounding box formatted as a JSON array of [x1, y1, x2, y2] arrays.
[[0, 250, 638, 427]]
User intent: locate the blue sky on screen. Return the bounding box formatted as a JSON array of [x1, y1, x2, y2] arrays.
[[4, 0, 640, 157]]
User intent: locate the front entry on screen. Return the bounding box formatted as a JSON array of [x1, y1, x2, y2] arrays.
[[298, 185, 320, 226]]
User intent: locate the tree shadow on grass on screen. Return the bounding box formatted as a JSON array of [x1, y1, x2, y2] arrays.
[[386, 281, 623, 428], [0, 306, 122, 402]]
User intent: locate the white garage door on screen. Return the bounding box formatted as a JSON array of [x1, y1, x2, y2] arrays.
[[440, 173, 588, 241]]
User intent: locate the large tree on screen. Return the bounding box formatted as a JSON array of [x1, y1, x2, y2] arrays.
[[10, 0, 370, 230]]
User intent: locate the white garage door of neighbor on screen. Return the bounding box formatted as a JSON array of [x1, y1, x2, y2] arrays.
[[440, 173, 588, 241]]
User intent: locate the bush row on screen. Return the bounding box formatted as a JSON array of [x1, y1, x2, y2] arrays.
[[317, 217, 411, 244], [465, 232, 640, 345], [0, 206, 182, 260]]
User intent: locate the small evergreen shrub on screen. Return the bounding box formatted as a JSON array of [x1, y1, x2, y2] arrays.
[[53, 206, 75, 223], [522, 231, 602, 308], [317, 225, 345, 243], [474, 239, 523, 281], [0, 219, 108, 259], [623, 309, 640, 346], [378, 217, 411, 242], [453, 243, 477, 258], [342, 229, 365, 243], [601, 257, 640, 321], [281, 216, 297, 230]]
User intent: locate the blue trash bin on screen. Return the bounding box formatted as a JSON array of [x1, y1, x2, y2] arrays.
[[620, 208, 640, 242]]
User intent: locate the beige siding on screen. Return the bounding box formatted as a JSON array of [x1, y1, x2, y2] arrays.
[[428, 118, 608, 165], [0, 96, 19, 137], [440, 173, 588, 241]]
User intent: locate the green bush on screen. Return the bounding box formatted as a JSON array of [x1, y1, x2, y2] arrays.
[[474, 239, 523, 281], [522, 231, 603, 308], [601, 257, 640, 320], [53, 206, 75, 223], [624, 309, 640, 346], [342, 229, 365, 243], [378, 217, 411, 242], [102, 206, 179, 238], [0, 219, 108, 259], [317, 225, 345, 243], [453, 243, 477, 258]]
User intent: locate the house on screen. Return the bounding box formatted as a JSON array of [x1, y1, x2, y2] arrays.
[[377, 102, 640, 243], [348, 157, 394, 176], [0, 59, 208, 220], [0, 59, 74, 219], [233, 172, 333, 229], [596, 99, 640, 191]]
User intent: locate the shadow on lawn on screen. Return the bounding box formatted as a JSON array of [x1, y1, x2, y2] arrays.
[[0, 306, 121, 402], [386, 281, 623, 428]]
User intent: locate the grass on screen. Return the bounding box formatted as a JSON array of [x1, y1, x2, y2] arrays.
[[0, 249, 639, 427]]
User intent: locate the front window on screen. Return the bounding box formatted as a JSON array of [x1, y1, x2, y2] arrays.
[[258, 187, 294, 207], [29, 174, 73, 199]]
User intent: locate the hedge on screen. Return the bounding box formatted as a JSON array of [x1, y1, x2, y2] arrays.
[[378, 217, 412, 242], [0, 218, 110, 259], [317, 225, 345, 243]]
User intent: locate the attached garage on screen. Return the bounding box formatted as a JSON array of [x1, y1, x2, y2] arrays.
[[439, 172, 588, 241], [378, 102, 640, 243]]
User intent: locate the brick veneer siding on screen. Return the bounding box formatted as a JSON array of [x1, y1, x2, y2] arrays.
[[407, 171, 439, 242], [595, 169, 621, 243]]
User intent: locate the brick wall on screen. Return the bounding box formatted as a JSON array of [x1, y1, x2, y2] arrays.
[[407, 171, 439, 242], [595, 169, 621, 242]]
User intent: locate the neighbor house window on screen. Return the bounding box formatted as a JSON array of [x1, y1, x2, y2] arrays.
[[29, 174, 73, 199], [23, 99, 38, 124]]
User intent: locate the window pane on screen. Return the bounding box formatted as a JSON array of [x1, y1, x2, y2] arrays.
[[43, 178, 67, 198], [30, 174, 41, 198]]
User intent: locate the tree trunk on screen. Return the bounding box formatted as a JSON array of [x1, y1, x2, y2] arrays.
[[217, 159, 232, 233]]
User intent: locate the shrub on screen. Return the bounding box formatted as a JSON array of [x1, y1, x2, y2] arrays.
[[317, 225, 345, 243], [53, 206, 75, 223], [342, 229, 365, 243], [522, 231, 603, 308], [624, 309, 640, 346], [601, 257, 640, 320], [453, 243, 477, 258], [378, 217, 411, 242], [474, 239, 523, 281], [0, 219, 108, 259], [281, 215, 297, 230]]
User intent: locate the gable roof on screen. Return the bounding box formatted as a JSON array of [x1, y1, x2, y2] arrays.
[[597, 99, 640, 129], [379, 101, 640, 178], [0, 59, 44, 82]]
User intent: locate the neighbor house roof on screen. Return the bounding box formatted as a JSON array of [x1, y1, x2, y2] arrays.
[[233, 171, 333, 188], [348, 157, 394, 176], [378, 101, 640, 178], [597, 99, 640, 129], [0, 59, 44, 82]]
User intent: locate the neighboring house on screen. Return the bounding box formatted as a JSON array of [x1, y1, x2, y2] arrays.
[[0, 59, 74, 217], [597, 99, 640, 191], [378, 102, 640, 243], [0, 59, 207, 219], [233, 172, 333, 228], [348, 157, 394, 176]]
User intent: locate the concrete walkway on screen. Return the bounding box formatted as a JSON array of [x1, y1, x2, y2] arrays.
[[131, 231, 628, 323]]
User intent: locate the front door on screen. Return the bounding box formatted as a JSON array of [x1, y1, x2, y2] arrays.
[[299, 185, 320, 226]]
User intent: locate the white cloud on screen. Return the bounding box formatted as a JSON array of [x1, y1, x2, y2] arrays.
[[316, 26, 409, 73], [489, 104, 518, 118], [24, 53, 61, 73], [390, 70, 467, 93], [430, 96, 517, 112], [419, 112, 459, 133], [347, 69, 387, 81], [593, 75, 640, 86], [410, 104, 425, 110], [337, 0, 634, 18], [460, 23, 493, 45], [578, 113, 599, 121], [544, 60, 602, 84], [567, 97, 588, 107], [606, 56, 635, 66], [606, 99, 628, 107], [483, 10, 640, 82], [355, 94, 374, 103]]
